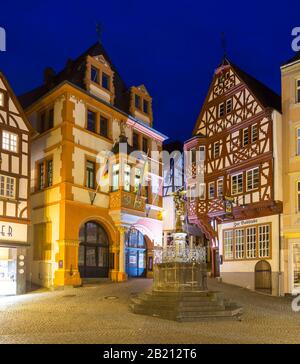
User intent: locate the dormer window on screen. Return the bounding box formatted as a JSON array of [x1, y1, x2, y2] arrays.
[[135, 95, 141, 109], [91, 66, 99, 83], [143, 100, 149, 114], [102, 72, 110, 90]]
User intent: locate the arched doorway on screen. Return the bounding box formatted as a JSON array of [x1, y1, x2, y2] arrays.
[[255, 260, 272, 294], [78, 221, 109, 278], [125, 228, 147, 277]]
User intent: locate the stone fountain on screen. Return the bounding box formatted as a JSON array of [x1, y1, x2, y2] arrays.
[[130, 190, 242, 321]]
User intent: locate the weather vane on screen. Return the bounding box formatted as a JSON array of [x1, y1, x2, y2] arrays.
[[221, 32, 227, 59], [96, 22, 103, 43]]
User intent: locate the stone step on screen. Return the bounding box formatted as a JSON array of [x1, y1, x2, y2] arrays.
[[142, 293, 219, 303], [133, 298, 225, 309]]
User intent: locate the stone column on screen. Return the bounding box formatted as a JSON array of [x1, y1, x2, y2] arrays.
[[117, 226, 128, 282]]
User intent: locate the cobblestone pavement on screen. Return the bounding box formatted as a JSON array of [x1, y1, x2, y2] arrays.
[[0, 278, 300, 344]]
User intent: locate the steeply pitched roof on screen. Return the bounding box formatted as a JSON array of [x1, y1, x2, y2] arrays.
[[18, 41, 130, 112], [221, 58, 281, 112], [281, 51, 300, 67]]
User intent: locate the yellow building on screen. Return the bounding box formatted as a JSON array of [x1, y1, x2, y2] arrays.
[[281, 52, 300, 295], [19, 42, 167, 289]]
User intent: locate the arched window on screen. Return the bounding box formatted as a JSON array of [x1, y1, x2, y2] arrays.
[[126, 228, 146, 249]]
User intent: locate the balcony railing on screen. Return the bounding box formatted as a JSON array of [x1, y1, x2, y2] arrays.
[[109, 190, 146, 212]]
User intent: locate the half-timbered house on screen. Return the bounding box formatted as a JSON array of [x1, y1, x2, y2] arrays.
[[185, 59, 283, 295], [0, 72, 31, 295]]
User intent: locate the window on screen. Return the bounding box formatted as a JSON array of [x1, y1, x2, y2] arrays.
[[0, 175, 16, 199], [235, 229, 244, 259], [37, 159, 53, 190], [134, 168, 141, 192], [251, 124, 258, 143], [226, 99, 232, 114], [39, 112, 46, 133], [224, 224, 271, 261], [46, 160, 53, 187], [218, 102, 225, 117], [199, 146, 205, 160], [297, 128, 300, 156], [135, 95, 141, 109], [133, 132, 139, 150], [208, 182, 215, 199], [91, 66, 99, 83], [217, 179, 223, 197], [124, 164, 131, 192], [143, 100, 149, 114], [297, 181, 300, 213], [102, 72, 110, 90], [86, 161, 96, 189], [87, 110, 96, 133], [189, 185, 196, 201], [100, 115, 108, 138], [0, 92, 4, 107], [242, 128, 249, 147], [2, 131, 18, 152], [142, 137, 148, 154], [213, 141, 220, 159], [224, 230, 233, 260], [112, 164, 119, 191], [231, 173, 243, 195], [247, 168, 259, 191], [199, 183, 206, 200], [296, 79, 300, 103], [246, 227, 256, 258], [259, 225, 270, 258]]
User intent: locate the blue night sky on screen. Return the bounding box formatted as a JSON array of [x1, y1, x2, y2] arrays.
[[0, 0, 300, 142]]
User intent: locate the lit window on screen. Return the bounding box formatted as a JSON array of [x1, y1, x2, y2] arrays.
[[226, 99, 232, 114], [91, 66, 99, 83], [296, 79, 300, 103], [297, 181, 300, 212], [199, 146, 205, 160], [297, 128, 300, 156], [231, 173, 243, 195], [189, 185, 196, 201], [124, 164, 131, 192], [86, 161, 96, 189], [235, 229, 244, 259], [100, 115, 108, 138], [112, 164, 119, 191], [102, 72, 110, 90], [0, 92, 4, 107], [87, 110, 96, 133], [208, 182, 215, 199], [246, 227, 256, 258], [217, 179, 223, 197], [242, 128, 249, 147], [0, 175, 16, 199], [2, 131, 18, 152], [251, 124, 258, 143], [224, 230, 233, 260], [213, 141, 220, 159], [258, 225, 270, 258], [199, 183, 206, 200], [246, 168, 259, 191], [218, 102, 225, 117]]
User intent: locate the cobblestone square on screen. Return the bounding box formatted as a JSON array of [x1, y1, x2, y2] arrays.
[[0, 278, 299, 344]]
